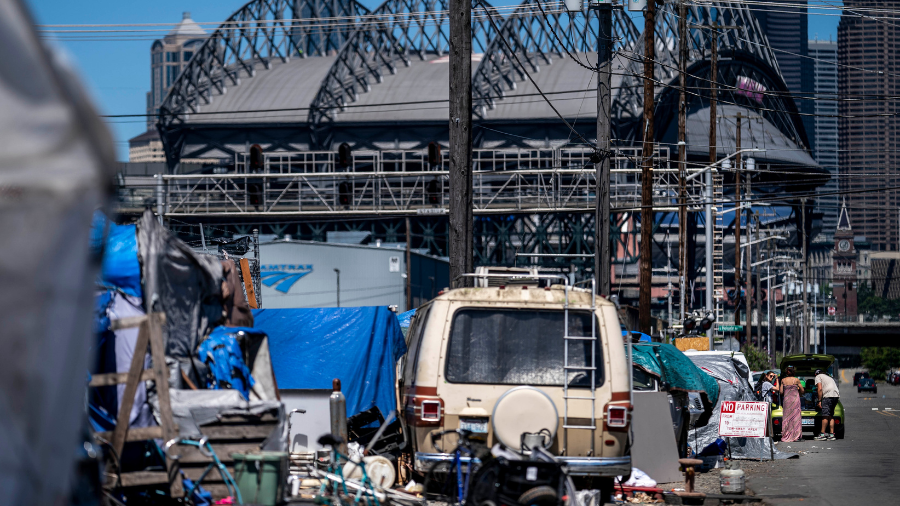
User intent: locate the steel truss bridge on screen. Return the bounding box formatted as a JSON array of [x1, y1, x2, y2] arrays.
[[142, 0, 818, 294]]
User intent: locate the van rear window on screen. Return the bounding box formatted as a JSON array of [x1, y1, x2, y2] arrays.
[[444, 309, 603, 387]]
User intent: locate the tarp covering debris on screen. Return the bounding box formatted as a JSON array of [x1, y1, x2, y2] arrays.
[[632, 343, 719, 421], [91, 212, 142, 298], [686, 355, 798, 460], [137, 210, 223, 370], [252, 307, 407, 418]]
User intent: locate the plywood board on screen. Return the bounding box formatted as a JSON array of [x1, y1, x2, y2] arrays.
[[631, 392, 684, 483], [674, 337, 710, 352]]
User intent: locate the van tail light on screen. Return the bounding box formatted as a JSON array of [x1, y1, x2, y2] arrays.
[[421, 400, 441, 422], [405, 394, 444, 427], [607, 405, 628, 429]]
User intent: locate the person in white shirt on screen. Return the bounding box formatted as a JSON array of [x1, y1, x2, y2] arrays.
[[814, 369, 841, 441]]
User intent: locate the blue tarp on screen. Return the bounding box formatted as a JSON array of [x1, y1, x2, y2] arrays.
[[91, 211, 142, 298], [624, 330, 652, 342], [251, 307, 407, 419], [397, 309, 416, 328]]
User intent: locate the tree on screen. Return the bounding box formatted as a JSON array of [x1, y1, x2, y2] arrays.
[[860, 347, 900, 380], [742, 344, 772, 371]]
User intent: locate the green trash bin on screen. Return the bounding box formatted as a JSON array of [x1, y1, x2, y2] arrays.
[[232, 451, 289, 506]]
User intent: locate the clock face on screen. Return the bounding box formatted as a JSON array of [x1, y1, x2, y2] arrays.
[[838, 239, 851, 252]]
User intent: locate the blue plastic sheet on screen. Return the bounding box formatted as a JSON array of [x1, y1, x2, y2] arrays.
[[91, 212, 142, 298], [397, 309, 416, 328], [252, 307, 407, 418]]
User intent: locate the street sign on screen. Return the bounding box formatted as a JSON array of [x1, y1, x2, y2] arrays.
[[717, 325, 743, 332], [718, 401, 769, 438], [828, 307, 836, 316]]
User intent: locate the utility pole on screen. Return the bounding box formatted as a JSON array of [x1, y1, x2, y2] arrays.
[[448, 0, 473, 288], [801, 198, 809, 353], [745, 149, 752, 346], [754, 212, 763, 348], [639, 0, 657, 334], [596, 1, 613, 297], [405, 217, 412, 311], [677, 0, 688, 323], [734, 113, 742, 328]]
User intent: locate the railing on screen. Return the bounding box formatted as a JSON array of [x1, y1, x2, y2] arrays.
[[115, 146, 713, 217]]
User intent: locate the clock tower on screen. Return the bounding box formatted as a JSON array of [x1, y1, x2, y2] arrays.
[[832, 199, 858, 318]]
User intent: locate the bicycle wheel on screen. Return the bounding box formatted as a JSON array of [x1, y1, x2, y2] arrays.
[[424, 460, 458, 502]]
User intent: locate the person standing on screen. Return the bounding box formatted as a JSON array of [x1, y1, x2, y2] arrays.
[[814, 369, 841, 441], [778, 366, 804, 442]]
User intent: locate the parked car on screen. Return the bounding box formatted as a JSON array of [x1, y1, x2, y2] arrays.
[[853, 371, 870, 386], [771, 354, 845, 439], [400, 274, 632, 498], [889, 371, 900, 386], [858, 377, 877, 394]]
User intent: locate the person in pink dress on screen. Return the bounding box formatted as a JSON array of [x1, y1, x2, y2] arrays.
[[778, 365, 805, 442]]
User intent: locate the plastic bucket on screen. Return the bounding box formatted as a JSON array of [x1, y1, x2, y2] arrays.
[[232, 451, 289, 506]]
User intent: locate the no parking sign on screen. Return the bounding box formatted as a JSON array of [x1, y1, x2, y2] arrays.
[[719, 401, 769, 438]]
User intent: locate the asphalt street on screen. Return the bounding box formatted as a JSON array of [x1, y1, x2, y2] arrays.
[[748, 371, 900, 505]]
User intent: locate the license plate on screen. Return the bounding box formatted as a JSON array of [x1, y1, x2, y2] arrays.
[[802, 418, 815, 426], [460, 418, 489, 433]]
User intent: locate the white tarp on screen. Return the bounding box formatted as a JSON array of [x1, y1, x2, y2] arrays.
[[0, 0, 115, 503]]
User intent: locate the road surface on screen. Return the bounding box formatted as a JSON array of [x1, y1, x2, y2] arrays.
[[749, 372, 900, 505]]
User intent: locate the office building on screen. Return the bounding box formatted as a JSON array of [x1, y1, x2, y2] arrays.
[[810, 38, 839, 238], [129, 12, 206, 162], [839, 0, 900, 251]]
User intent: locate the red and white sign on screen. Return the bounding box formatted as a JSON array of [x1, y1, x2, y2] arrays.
[[828, 307, 836, 316], [718, 401, 769, 438]]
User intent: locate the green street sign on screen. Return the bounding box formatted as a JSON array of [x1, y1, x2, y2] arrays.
[[717, 325, 743, 332]]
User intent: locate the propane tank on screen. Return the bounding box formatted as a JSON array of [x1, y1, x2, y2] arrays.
[[720, 460, 745, 494], [330, 378, 348, 456]]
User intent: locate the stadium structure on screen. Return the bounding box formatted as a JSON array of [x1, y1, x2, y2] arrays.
[[118, 0, 830, 310]]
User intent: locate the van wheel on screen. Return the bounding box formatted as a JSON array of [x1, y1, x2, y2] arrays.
[[517, 486, 558, 506]]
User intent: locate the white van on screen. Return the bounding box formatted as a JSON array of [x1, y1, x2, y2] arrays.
[[399, 276, 632, 491]]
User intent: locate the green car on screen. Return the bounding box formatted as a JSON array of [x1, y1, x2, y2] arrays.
[[770, 354, 845, 439]]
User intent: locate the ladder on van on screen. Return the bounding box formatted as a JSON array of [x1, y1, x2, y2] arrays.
[[562, 279, 597, 456]]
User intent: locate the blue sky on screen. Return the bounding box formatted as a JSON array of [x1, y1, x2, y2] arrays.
[[28, 0, 841, 160]]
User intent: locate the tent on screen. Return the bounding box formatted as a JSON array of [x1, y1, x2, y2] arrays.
[[252, 307, 407, 419]]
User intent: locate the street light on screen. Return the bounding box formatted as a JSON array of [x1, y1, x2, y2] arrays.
[[334, 268, 341, 307]]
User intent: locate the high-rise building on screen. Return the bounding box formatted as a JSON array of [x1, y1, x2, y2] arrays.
[[809, 38, 838, 238], [130, 12, 206, 162], [839, 1, 900, 251], [753, 0, 815, 151]]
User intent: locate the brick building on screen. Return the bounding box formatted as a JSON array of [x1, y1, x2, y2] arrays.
[[833, 201, 858, 319], [838, 1, 900, 251]]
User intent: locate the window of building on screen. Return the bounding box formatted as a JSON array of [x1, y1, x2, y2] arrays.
[[166, 52, 180, 63], [183, 51, 193, 62]]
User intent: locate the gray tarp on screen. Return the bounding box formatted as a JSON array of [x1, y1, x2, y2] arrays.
[[0, 0, 117, 503], [162, 389, 287, 451], [137, 210, 223, 376], [687, 355, 798, 460]]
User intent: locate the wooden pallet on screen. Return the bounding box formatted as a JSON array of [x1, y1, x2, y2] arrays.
[[89, 313, 183, 497]]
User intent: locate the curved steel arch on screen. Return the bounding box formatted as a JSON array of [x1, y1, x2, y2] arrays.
[[621, 1, 806, 148], [308, 0, 499, 128], [158, 0, 370, 131], [471, 1, 650, 124]]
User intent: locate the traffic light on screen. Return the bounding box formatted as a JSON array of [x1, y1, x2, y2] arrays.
[[427, 142, 441, 167], [682, 316, 696, 334], [338, 143, 352, 168], [698, 312, 715, 333], [338, 181, 352, 206], [426, 179, 440, 205], [248, 144, 263, 207]]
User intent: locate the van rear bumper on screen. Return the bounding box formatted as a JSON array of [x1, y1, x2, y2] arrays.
[[414, 452, 631, 477], [557, 456, 632, 477]]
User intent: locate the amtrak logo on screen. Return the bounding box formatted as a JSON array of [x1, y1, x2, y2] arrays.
[[260, 264, 313, 293]]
